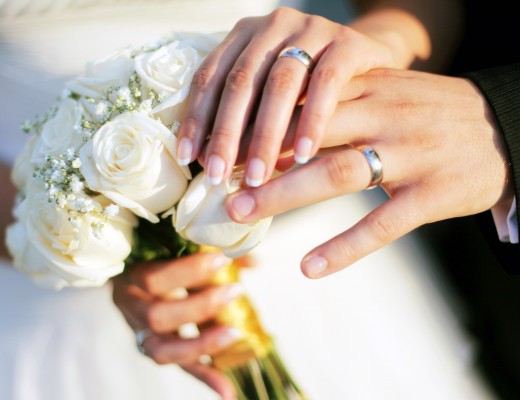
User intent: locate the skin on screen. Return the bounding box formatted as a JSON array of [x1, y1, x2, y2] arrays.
[[176, 2, 462, 188], [2, 159, 239, 397], [112, 252, 256, 400], [121, 2, 465, 396], [225, 68, 514, 278], [0, 3, 469, 399]]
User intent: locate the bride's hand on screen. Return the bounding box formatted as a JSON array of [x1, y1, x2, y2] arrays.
[[225, 68, 513, 278], [112, 251, 243, 400], [177, 6, 431, 187]]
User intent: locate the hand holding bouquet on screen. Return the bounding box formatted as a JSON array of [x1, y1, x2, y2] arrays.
[[6, 32, 304, 399]]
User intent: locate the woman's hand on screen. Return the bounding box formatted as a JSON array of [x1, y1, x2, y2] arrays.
[[225, 68, 513, 278], [177, 6, 431, 187], [112, 251, 244, 400]]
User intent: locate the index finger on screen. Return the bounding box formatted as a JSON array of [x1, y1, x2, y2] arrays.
[[129, 252, 232, 296]]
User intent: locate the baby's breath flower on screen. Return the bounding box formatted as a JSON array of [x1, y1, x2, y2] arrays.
[[158, 91, 168, 102], [104, 204, 120, 218], [51, 169, 65, 183], [118, 87, 131, 101], [66, 148, 76, 160], [72, 158, 82, 169], [70, 179, 84, 193], [138, 99, 153, 113], [95, 101, 110, 118], [171, 121, 181, 134]]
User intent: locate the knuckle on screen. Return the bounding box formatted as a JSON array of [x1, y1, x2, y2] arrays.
[[302, 109, 327, 128], [314, 67, 338, 86], [254, 126, 279, 147], [146, 303, 168, 333], [147, 345, 170, 365], [323, 154, 357, 188], [394, 100, 417, 116], [267, 67, 298, 91], [191, 65, 214, 89], [181, 114, 203, 133], [234, 16, 253, 30], [269, 7, 297, 24], [192, 296, 215, 323], [139, 271, 160, 293], [226, 65, 254, 91], [304, 14, 328, 30], [211, 126, 236, 144], [365, 212, 399, 244], [336, 25, 357, 41], [200, 331, 222, 355], [332, 238, 357, 265]]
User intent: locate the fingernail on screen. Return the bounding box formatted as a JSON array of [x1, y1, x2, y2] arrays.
[[303, 255, 328, 278], [294, 137, 313, 164], [218, 328, 242, 348], [230, 193, 255, 220], [177, 137, 193, 166], [211, 254, 232, 270], [222, 283, 245, 304], [207, 155, 225, 185], [246, 157, 265, 187]]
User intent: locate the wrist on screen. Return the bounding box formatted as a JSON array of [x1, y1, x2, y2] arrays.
[[349, 7, 431, 69]]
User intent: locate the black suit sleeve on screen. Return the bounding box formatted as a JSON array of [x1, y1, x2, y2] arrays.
[[463, 63, 520, 273]]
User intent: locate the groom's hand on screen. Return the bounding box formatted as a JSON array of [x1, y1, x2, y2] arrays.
[[226, 68, 513, 279]]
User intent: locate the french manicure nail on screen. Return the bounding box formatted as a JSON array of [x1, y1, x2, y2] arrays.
[[207, 155, 225, 185], [222, 283, 245, 304], [218, 328, 242, 348], [294, 137, 313, 164], [230, 193, 255, 220], [177, 137, 193, 166], [246, 157, 266, 187], [303, 255, 328, 278], [211, 254, 232, 270]]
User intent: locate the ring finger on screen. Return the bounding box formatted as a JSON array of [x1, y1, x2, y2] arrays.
[[227, 146, 390, 222], [144, 324, 242, 365], [244, 41, 321, 187], [203, 35, 294, 185]]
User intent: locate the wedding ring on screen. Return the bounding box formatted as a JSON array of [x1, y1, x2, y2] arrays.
[[278, 47, 315, 71], [135, 328, 153, 355], [358, 146, 383, 189]]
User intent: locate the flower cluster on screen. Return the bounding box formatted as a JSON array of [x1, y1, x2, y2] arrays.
[[6, 32, 272, 290]]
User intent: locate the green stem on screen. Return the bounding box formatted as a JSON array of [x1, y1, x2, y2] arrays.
[[224, 346, 306, 400]]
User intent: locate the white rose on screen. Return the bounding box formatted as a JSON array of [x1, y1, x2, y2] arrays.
[[79, 111, 191, 223], [31, 98, 85, 164], [5, 191, 137, 290], [172, 172, 272, 258], [135, 33, 221, 124], [65, 48, 135, 99]]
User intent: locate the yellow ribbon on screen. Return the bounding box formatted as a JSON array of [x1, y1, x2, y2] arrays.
[[200, 246, 272, 369]]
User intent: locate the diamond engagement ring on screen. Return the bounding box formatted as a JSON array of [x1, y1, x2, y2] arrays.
[[278, 47, 315, 71], [135, 328, 153, 354], [358, 146, 383, 189]]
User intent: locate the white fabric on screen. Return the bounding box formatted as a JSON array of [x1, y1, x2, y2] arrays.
[[491, 197, 519, 243], [0, 1, 499, 399]]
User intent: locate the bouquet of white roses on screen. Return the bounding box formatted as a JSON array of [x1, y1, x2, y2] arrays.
[[6, 32, 304, 400]]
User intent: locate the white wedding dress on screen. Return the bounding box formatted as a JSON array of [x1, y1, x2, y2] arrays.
[[0, 1, 499, 399]]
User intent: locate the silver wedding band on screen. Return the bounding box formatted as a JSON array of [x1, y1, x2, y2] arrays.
[[278, 47, 315, 71], [136, 328, 153, 354], [358, 146, 383, 189]]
